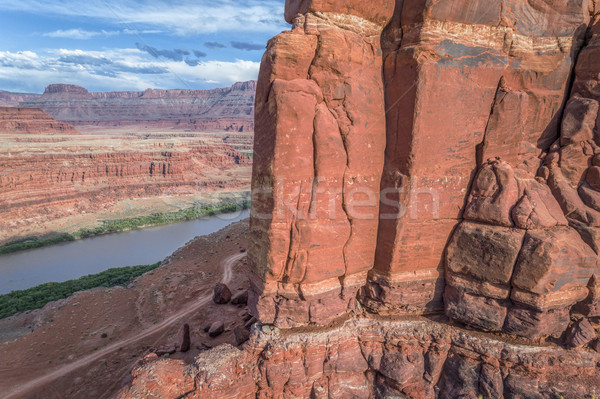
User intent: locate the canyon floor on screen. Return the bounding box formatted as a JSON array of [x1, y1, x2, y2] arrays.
[[0, 125, 252, 244], [0, 219, 250, 399]]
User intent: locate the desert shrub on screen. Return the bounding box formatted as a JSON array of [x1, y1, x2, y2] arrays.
[[0, 197, 250, 254], [0, 262, 161, 319]]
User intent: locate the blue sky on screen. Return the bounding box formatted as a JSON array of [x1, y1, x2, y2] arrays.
[[0, 0, 287, 93]]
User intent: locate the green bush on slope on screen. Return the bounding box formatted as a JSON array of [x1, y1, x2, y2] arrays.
[[0, 262, 161, 319]]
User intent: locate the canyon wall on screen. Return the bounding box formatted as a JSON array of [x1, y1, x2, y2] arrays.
[[119, 0, 600, 397], [0, 90, 40, 106], [0, 107, 251, 242], [0, 107, 80, 135], [20, 81, 256, 132]]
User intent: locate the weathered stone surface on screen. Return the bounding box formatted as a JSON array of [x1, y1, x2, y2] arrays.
[[446, 221, 524, 286], [231, 290, 248, 305], [574, 274, 600, 316], [179, 323, 190, 352], [208, 321, 225, 337], [233, 326, 250, 346], [0, 106, 79, 135], [511, 228, 596, 304], [565, 318, 597, 348], [364, 0, 592, 316], [213, 283, 232, 304], [120, 319, 600, 398], [121, 1, 600, 396], [463, 159, 519, 227], [512, 179, 568, 229], [248, 3, 392, 327], [117, 355, 195, 399]]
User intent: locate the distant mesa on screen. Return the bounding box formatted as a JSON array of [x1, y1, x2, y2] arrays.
[[44, 84, 90, 96], [18, 81, 257, 132], [0, 90, 41, 106]]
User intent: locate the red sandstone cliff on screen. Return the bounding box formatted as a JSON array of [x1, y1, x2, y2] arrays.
[[0, 117, 251, 243], [118, 0, 600, 397], [0, 107, 80, 135], [20, 81, 256, 132]]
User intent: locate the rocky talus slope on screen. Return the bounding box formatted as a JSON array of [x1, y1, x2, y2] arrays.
[[20, 81, 256, 132], [119, 0, 600, 397]]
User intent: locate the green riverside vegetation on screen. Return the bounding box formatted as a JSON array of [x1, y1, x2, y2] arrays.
[[0, 262, 161, 319], [0, 199, 251, 255]]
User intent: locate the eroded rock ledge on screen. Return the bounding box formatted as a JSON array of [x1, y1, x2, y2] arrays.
[[119, 317, 600, 398]]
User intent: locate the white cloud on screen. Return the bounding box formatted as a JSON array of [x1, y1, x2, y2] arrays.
[[0, 48, 260, 93], [1, 0, 286, 36], [43, 29, 119, 39], [42, 28, 164, 39]]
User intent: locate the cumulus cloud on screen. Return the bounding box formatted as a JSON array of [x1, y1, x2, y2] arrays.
[[230, 41, 264, 51], [193, 50, 207, 58], [0, 48, 259, 93], [204, 41, 226, 49], [0, 0, 286, 36]]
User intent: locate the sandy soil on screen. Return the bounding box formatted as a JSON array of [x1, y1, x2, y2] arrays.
[[0, 219, 251, 398]]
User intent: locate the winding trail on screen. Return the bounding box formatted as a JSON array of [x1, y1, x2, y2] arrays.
[[5, 252, 246, 399]]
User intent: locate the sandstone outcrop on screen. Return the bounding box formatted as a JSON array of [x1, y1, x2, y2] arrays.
[[21, 81, 256, 132], [248, 0, 394, 328], [118, 0, 600, 397], [120, 318, 600, 398], [0, 107, 80, 135]]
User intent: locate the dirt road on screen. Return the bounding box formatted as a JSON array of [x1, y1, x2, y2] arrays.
[[4, 252, 246, 399]]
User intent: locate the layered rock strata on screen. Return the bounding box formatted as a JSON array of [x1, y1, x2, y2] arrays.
[[20, 81, 256, 132], [364, 0, 595, 316], [0, 107, 80, 135], [0, 130, 251, 242]]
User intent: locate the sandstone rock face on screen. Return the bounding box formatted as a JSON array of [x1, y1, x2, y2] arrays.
[[0, 107, 80, 135], [248, 2, 393, 327], [120, 319, 600, 398], [366, 0, 595, 316], [21, 81, 256, 132], [213, 283, 232, 304], [119, 0, 600, 397], [565, 317, 597, 348], [249, 0, 600, 337], [442, 11, 600, 339]]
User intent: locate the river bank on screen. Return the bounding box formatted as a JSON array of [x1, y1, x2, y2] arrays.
[[0, 209, 250, 294]]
